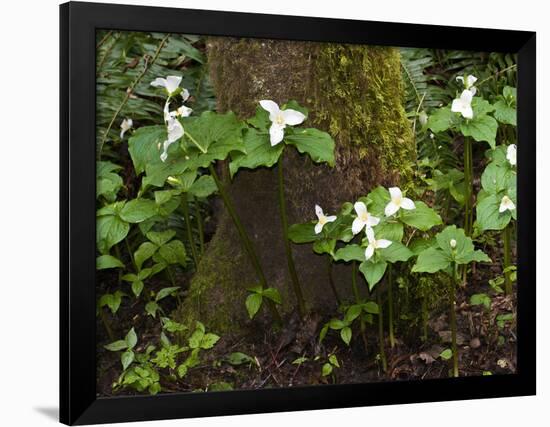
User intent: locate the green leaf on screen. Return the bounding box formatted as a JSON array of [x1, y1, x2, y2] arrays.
[[131, 280, 144, 297], [373, 220, 404, 242], [287, 222, 318, 244], [134, 242, 158, 271], [121, 349, 135, 370], [476, 194, 512, 231], [472, 97, 495, 116], [365, 186, 391, 217], [493, 100, 516, 126], [119, 199, 159, 223], [470, 293, 491, 309], [125, 328, 138, 349], [156, 286, 180, 302], [340, 327, 352, 345], [104, 340, 128, 351], [408, 237, 436, 256], [460, 114, 498, 148], [328, 318, 346, 330], [362, 301, 379, 314], [162, 318, 187, 333], [200, 333, 220, 349], [127, 125, 166, 175], [481, 162, 513, 194], [285, 128, 336, 166], [379, 242, 413, 263], [188, 175, 217, 199], [145, 301, 159, 318], [333, 244, 365, 263], [345, 304, 363, 323], [359, 260, 387, 291], [226, 352, 255, 366], [245, 293, 263, 319], [146, 230, 176, 247], [328, 354, 340, 368], [440, 349, 453, 360], [188, 329, 205, 350], [209, 381, 234, 392], [97, 215, 130, 255], [428, 106, 453, 133], [262, 287, 282, 304], [97, 254, 124, 270], [400, 201, 442, 231], [321, 363, 333, 377], [313, 238, 336, 256], [229, 128, 284, 178], [155, 240, 187, 266], [412, 247, 450, 273]]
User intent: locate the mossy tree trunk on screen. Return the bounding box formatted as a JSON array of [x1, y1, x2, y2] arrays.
[[177, 38, 414, 335]]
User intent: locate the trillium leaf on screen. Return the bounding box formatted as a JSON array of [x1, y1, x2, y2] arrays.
[[156, 240, 187, 267], [379, 242, 413, 263], [134, 242, 158, 271], [471, 98, 496, 116], [428, 106, 453, 133], [366, 186, 390, 217], [359, 259, 387, 291], [97, 215, 130, 254], [333, 244, 365, 263], [313, 238, 336, 255], [374, 220, 404, 242], [400, 201, 442, 231], [127, 125, 166, 175], [229, 129, 284, 178], [182, 111, 246, 153], [459, 114, 498, 149], [476, 194, 512, 231], [119, 199, 159, 223], [481, 162, 512, 194], [435, 225, 469, 257], [412, 247, 450, 273], [247, 106, 271, 131], [493, 100, 516, 126], [146, 230, 176, 247], [97, 254, 125, 270], [408, 237, 436, 256], [284, 128, 336, 166], [188, 175, 217, 198], [456, 249, 491, 265], [287, 222, 318, 244], [245, 293, 263, 319]]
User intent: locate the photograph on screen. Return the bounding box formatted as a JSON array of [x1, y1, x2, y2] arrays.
[[95, 29, 518, 396]]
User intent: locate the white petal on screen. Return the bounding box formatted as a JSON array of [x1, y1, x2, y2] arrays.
[[176, 105, 193, 117], [461, 105, 474, 120], [460, 89, 474, 104], [315, 204, 324, 219], [388, 187, 402, 202], [364, 245, 375, 261], [367, 215, 380, 227], [120, 129, 126, 139], [165, 75, 182, 94], [385, 201, 400, 217], [470, 86, 477, 96], [354, 201, 367, 217], [181, 88, 190, 102], [467, 75, 478, 87], [507, 144, 517, 166], [376, 239, 392, 249], [160, 140, 172, 162], [259, 100, 280, 120], [351, 217, 364, 235], [163, 100, 171, 121], [326, 215, 337, 223], [401, 198, 415, 210], [499, 201, 507, 213], [314, 222, 324, 234], [451, 98, 463, 113], [365, 227, 375, 244], [269, 124, 285, 146], [151, 77, 167, 88], [281, 109, 306, 126], [456, 76, 464, 84], [167, 118, 184, 142]]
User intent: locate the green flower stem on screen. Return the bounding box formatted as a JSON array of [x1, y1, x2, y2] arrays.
[[463, 138, 474, 235], [327, 256, 341, 305], [277, 154, 306, 318], [450, 261, 459, 378], [503, 223, 513, 295], [352, 261, 368, 352], [194, 199, 205, 256], [181, 192, 199, 269], [208, 164, 282, 324], [377, 290, 388, 373], [387, 266, 396, 348]]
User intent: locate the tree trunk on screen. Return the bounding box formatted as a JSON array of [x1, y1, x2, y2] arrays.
[[177, 38, 414, 335]]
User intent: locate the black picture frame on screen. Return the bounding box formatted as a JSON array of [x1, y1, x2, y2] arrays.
[[60, 1, 536, 425]]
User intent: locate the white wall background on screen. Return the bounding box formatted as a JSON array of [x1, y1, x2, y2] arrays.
[[0, 0, 546, 425]]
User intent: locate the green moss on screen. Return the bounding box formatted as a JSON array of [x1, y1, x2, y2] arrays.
[[311, 44, 415, 185]]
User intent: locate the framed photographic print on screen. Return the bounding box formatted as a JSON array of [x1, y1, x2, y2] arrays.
[[60, 1, 536, 425]]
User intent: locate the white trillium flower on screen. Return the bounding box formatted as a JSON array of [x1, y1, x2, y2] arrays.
[[259, 100, 306, 146], [120, 118, 133, 139], [499, 195, 516, 213], [160, 118, 185, 162], [385, 187, 415, 217], [314, 204, 337, 234], [507, 144, 517, 166], [164, 100, 193, 121], [456, 74, 478, 95], [151, 75, 182, 96], [450, 239, 457, 249], [451, 89, 474, 119], [364, 228, 392, 261], [352, 201, 380, 235]]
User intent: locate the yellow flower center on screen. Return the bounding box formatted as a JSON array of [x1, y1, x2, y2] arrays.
[[275, 113, 285, 126], [319, 216, 327, 225]]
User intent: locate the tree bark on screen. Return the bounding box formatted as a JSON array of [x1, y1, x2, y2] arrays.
[[177, 38, 414, 334]]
